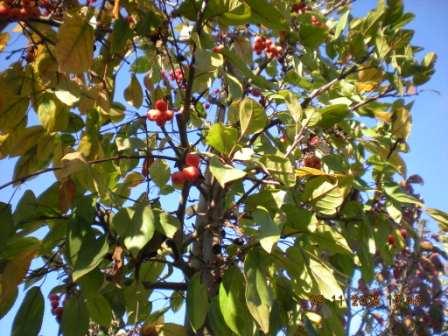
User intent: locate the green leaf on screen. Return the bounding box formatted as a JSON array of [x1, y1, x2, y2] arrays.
[[0, 202, 14, 249], [245, 0, 287, 30], [55, 12, 94, 73], [208, 296, 235, 336], [375, 34, 390, 59], [111, 17, 133, 53], [209, 157, 246, 187], [85, 294, 113, 326], [11, 287, 44, 336], [124, 74, 143, 108], [260, 155, 295, 187], [187, 273, 209, 331], [303, 314, 319, 336], [111, 206, 155, 256], [37, 94, 69, 133], [159, 212, 180, 238], [0, 288, 17, 319], [299, 21, 328, 49], [253, 206, 281, 253], [131, 56, 151, 73], [244, 248, 273, 333], [221, 48, 273, 90], [278, 90, 302, 123], [282, 204, 317, 233], [220, 1, 252, 25], [139, 260, 165, 283], [334, 10, 350, 39], [239, 97, 268, 136], [206, 123, 238, 155], [68, 221, 109, 281], [219, 267, 253, 336], [149, 160, 171, 188], [383, 183, 422, 206], [310, 225, 352, 256], [304, 176, 349, 215], [423, 51, 437, 68], [225, 73, 244, 100], [315, 104, 350, 128], [61, 295, 89, 336], [308, 256, 344, 300], [426, 208, 448, 231]]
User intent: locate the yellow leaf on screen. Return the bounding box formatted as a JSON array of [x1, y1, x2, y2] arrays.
[[0, 248, 37, 305], [373, 110, 391, 123], [356, 81, 378, 93], [55, 12, 95, 73], [392, 106, 412, 140], [296, 167, 345, 179], [60, 151, 88, 178], [124, 74, 143, 108], [358, 67, 383, 82], [0, 32, 9, 52], [112, 0, 120, 19]]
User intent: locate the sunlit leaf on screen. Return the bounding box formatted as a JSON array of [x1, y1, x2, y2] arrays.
[[55, 12, 94, 73]]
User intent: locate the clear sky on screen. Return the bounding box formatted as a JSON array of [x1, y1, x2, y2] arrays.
[[0, 1, 447, 334]]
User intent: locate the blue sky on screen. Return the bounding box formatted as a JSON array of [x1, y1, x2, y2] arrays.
[[1, 1, 447, 334]]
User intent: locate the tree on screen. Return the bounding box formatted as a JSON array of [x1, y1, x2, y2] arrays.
[[0, 0, 446, 335]]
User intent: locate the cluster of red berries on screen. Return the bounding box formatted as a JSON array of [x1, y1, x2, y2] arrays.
[[252, 36, 283, 59], [291, 2, 310, 14], [147, 99, 174, 127], [48, 293, 63, 321], [303, 153, 321, 169], [171, 153, 201, 186], [387, 229, 408, 246], [0, 0, 41, 21]]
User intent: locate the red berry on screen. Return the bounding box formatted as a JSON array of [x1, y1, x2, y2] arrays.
[[400, 228, 408, 238], [51, 300, 59, 309], [162, 109, 174, 122], [52, 307, 63, 317], [303, 154, 321, 169], [10, 8, 21, 20], [171, 171, 186, 186], [254, 36, 265, 45], [0, 4, 10, 17], [155, 99, 168, 112], [170, 68, 183, 82], [387, 234, 395, 246], [309, 135, 320, 147], [48, 293, 59, 301], [292, 3, 307, 14], [212, 45, 224, 53], [182, 166, 200, 182], [147, 109, 163, 121], [185, 153, 200, 168]]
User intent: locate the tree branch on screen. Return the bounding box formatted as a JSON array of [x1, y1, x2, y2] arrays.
[[0, 154, 178, 191], [142, 281, 187, 291]]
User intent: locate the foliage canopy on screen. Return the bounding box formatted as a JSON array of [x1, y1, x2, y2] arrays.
[[0, 0, 446, 335]]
